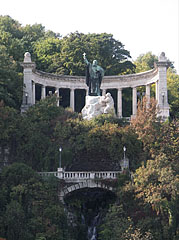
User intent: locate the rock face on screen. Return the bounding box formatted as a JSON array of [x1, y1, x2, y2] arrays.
[[82, 93, 115, 120]]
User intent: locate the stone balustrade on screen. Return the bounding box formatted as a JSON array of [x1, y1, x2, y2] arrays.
[[38, 169, 121, 182]]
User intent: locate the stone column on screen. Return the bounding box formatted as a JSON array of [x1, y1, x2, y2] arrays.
[[70, 88, 75, 111], [32, 81, 36, 104], [146, 84, 150, 107], [41, 85, 46, 99], [156, 52, 170, 119], [55, 87, 59, 106], [132, 87, 137, 115], [20, 52, 36, 112], [117, 88, 122, 117]]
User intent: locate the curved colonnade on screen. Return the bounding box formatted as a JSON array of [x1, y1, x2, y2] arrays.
[[21, 52, 170, 119]]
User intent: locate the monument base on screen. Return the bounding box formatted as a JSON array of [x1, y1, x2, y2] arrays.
[[81, 93, 115, 120]]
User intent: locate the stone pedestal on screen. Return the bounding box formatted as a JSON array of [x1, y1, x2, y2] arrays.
[[81, 93, 115, 120], [57, 168, 64, 179]]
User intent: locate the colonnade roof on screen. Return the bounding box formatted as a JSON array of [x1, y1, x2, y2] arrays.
[[32, 67, 159, 89]]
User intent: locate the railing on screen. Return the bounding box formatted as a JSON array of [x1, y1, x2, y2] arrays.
[[38, 169, 121, 180], [39, 171, 58, 177]]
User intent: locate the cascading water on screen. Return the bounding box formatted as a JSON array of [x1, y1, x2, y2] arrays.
[[87, 214, 99, 240], [64, 188, 116, 240]]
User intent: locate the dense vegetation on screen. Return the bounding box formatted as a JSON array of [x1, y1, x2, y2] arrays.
[[0, 15, 179, 240], [0, 95, 178, 239], [0, 163, 73, 240]]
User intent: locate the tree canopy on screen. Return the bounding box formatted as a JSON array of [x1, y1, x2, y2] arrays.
[[134, 52, 158, 73], [0, 15, 136, 109], [0, 163, 72, 240]]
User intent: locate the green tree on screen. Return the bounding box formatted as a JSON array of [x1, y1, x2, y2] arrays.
[[13, 95, 78, 171], [5, 200, 26, 240], [156, 120, 179, 173], [14, 96, 65, 170], [0, 45, 22, 108], [0, 163, 71, 240], [99, 203, 154, 240], [33, 37, 62, 72], [0, 15, 24, 61], [134, 154, 179, 239], [130, 97, 162, 157], [54, 115, 143, 171], [0, 101, 20, 145], [21, 23, 46, 54], [58, 32, 135, 76], [99, 204, 132, 240], [167, 68, 179, 119], [134, 52, 158, 73]]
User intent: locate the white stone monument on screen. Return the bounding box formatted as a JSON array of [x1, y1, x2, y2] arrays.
[[81, 92, 115, 120]]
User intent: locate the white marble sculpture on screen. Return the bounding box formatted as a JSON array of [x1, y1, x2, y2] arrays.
[[82, 92, 115, 120]]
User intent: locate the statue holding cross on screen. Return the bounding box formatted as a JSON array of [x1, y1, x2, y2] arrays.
[[83, 53, 104, 96]]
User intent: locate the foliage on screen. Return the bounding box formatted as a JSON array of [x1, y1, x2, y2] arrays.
[[90, 113, 129, 127], [0, 45, 22, 108], [99, 151, 179, 240], [54, 116, 143, 171], [21, 23, 47, 54], [126, 97, 179, 239], [0, 163, 71, 240], [14, 95, 78, 171], [131, 96, 179, 166], [0, 102, 19, 145], [134, 52, 158, 73], [130, 97, 162, 156], [155, 120, 179, 174], [167, 68, 179, 119], [57, 32, 135, 76], [0, 92, 144, 172], [99, 204, 154, 240], [133, 154, 179, 239], [0, 15, 24, 61], [99, 204, 132, 240], [33, 37, 62, 72]]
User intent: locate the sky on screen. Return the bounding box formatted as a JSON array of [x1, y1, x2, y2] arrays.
[[1, 0, 179, 73]]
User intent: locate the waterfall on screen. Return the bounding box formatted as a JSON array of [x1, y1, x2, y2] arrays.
[[87, 214, 99, 240], [64, 188, 116, 240]]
